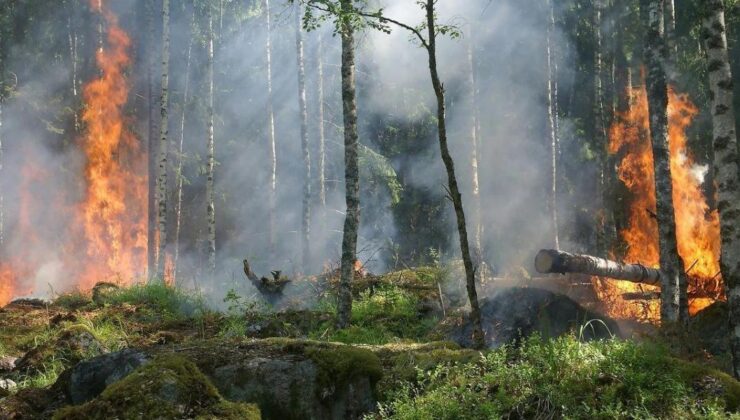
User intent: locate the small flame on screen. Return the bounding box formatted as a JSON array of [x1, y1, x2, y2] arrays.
[[596, 81, 723, 322]]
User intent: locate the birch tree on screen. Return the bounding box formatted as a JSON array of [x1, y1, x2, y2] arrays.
[[643, 0, 685, 324], [173, 10, 195, 285], [206, 5, 217, 275], [317, 33, 327, 233], [466, 27, 484, 265], [145, 0, 157, 279], [295, 4, 311, 271], [701, 0, 740, 378], [546, 0, 559, 250], [264, 0, 277, 256], [155, 0, 170, 280]]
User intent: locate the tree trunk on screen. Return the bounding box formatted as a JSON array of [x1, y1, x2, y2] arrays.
[[265, 0, 277, 258], [535, 249, 662, 285], [0, 2, 6, 249], [594, 0, 614, 257], [66, 0, 80, 134], [702, 0, 740, 379], [206, 7, 216, 276], [425, 0, 484, 349], [295, 5, 311, 271], [664, 0, 677, 81], [317, 33, 326, 229], [546, 0, 560, 250], [466, 28, 484, 265], [146, 0, 157, 280], [337, 0, 360, 329], [155, 0, 170, 281], [173, 11, 195, 286], [644, 0, 686, 324]]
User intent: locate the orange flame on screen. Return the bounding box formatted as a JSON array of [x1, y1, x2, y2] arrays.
[[596, 82, 723, 321], [75, 0, 147, 290], [0, 0, 146, 306]]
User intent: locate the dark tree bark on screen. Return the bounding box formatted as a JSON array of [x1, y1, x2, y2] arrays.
[[644, 0, 686, 324], [336, 0, 360, 329], [702, 0, 740, 379], [423, 0, 484, 349]]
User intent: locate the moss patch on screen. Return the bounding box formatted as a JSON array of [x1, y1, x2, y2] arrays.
[[674, 357, 740, 411], [304, 345, 383, 390], [53, 355, 260, 419]]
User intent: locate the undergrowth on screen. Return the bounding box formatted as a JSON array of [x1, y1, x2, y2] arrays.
[[374, 335, 740, 419]]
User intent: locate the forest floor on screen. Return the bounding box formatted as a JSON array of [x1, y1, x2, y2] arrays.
[[0, 266, 739, 419]]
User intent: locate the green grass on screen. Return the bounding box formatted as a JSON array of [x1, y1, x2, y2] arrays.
[[311, 285, 437, 345], [376, 335, 740, 419], [103, 283, 206, 321]]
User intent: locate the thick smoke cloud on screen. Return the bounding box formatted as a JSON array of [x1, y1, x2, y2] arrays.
[[1, 0, 592, 303]]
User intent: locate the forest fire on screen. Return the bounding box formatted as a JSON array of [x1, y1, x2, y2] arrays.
[[75, 0, 147, 291], [0, 0, 145, 306], [595, 83, 724, 322]]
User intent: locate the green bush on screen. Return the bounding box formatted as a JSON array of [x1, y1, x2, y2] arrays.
[[376, 335, 740, 419]]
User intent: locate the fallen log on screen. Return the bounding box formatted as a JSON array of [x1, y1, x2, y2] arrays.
[[534, 249, 661, 286]]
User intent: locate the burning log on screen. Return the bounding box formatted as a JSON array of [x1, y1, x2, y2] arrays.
[[535, 249, 661, 286]]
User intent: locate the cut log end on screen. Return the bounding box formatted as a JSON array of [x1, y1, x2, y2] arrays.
[[535, 249, 560, 274]]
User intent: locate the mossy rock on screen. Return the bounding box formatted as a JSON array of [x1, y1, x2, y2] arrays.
[[674, 357, 740, 411], [303, 345, 383, 391], [53, 355, 260, 420]]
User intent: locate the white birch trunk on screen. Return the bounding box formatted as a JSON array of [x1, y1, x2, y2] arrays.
[[206, 8, 216, 275], [295, 5, 311, 271], [702, 0, 740, 378], [155, 0, 170, 280]]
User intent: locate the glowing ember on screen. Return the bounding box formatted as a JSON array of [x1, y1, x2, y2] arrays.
[[596, 82, 723, 322]]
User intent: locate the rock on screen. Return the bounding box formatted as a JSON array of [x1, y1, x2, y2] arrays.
[[53, 355, 260, 420], [0, 356, 18, 373], [445, 287, 619, 348], [0, 378, 17, 391], [92, 282, 120, 305], [174, 339, 382, 419], [0, 378, 16, 399], [58, 348, 150, 404]]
